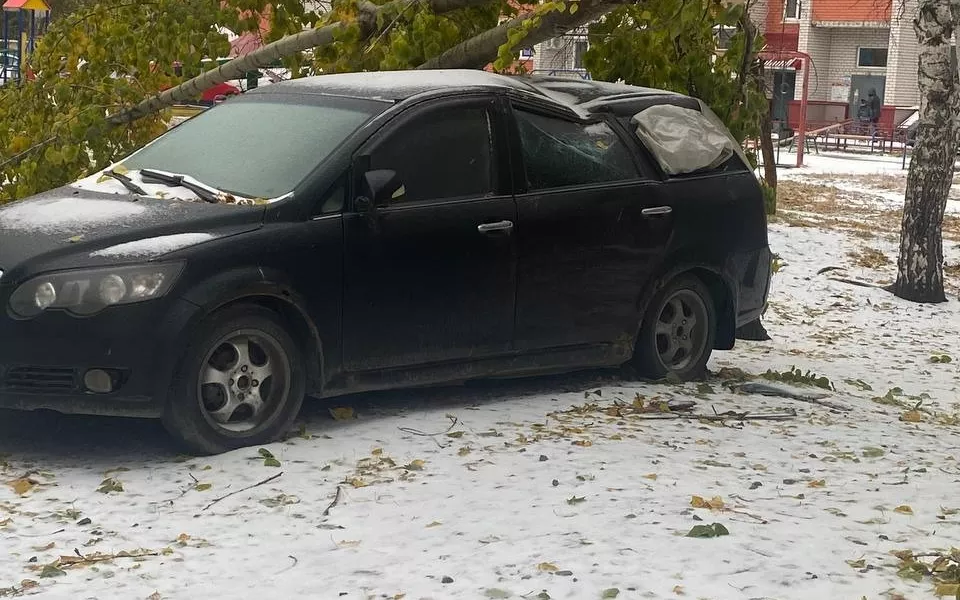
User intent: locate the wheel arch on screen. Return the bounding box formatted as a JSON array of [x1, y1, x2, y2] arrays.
[[635, 263, 737, 352], [175, 267, 326, 394]]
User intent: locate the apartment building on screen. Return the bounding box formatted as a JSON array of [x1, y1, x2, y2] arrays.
[[755, 0, 923, 127]]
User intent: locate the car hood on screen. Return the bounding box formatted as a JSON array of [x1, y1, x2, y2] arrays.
[[0, 186, 264, 283]]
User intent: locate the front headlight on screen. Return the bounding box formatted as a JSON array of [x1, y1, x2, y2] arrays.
[[9, 262, 184, 318]]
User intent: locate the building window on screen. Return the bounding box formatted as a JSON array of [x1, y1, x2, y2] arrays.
[[857, 47, 888, 68], [714, 25, 735, 50], [784, 0, 800, 20], [573, 40, 588, 70]]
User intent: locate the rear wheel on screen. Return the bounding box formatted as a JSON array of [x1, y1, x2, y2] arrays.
[[162, 304, 305, 455], [630, 275, 716, 381]]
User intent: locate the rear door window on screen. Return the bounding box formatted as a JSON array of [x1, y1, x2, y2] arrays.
[[513, 109, 640, 191]]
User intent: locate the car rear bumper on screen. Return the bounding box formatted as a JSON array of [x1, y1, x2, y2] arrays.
[[0, 297, 200, 418], [730, 245, 772, 328]]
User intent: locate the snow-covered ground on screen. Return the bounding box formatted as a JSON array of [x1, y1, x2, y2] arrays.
[[3, 152, 960, 600]]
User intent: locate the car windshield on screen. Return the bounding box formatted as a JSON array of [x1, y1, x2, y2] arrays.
[[122, 95, 387, 199]]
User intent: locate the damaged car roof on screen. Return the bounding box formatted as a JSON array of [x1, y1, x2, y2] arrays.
[[254, 69, 680, 116]]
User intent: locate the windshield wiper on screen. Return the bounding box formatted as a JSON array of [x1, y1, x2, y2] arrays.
[[101, 169, 147, 196], [139, 169, 220, 203]]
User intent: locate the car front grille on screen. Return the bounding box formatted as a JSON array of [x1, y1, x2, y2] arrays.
[[1, 366, 79, 392]]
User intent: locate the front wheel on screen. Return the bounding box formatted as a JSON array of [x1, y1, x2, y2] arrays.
[[162, 304, 306, 455], [629, 275, 716, 381]]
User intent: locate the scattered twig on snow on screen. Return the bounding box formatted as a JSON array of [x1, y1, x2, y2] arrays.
[[826, 275, 884, 289], [322, 485, 343, 517], [398, 415, 459, 448], [633, 408, 797, 422], [275, 555, 298, 575], [398, 415, 459, 437], [58, 548, 161, 568], [18, 529, 65, 538], [739, 382, 852, 412], [202, 472, 283, 511], [816, 266, 846, 275], [940, 467, 960, 476]]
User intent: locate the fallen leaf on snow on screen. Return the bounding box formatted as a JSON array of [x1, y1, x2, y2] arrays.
[[894, 505, 914, 515], [329, 407, 355, 420], [39, 564, 65, 578], [690, 495, 725, 510], [686, 523, 729, 538], [96, 478, 123, 494], [642, 473, 658, 480], [425, 521, 442, 528], [900, 410, 924, 423], [567, 496, 586, 505], [808, 479, 827, 488], [146, 592, 162, 600], [935, 583, 960, 597], [403, 460, 426, 471], [7, 478, 36, 496], [672, 585, 685, 596], [537, 562, 558, 572], [571, 440, 592, 447], [602, 589, 620, 598]]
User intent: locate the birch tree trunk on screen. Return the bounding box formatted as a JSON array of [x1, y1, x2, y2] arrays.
[[893, 0, 958, 303]]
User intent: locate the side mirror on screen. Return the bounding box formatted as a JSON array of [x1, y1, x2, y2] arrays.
[[358, 169, 404, 209]]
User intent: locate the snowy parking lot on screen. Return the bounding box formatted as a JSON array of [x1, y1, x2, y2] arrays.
[[3, 151, 960, 600]]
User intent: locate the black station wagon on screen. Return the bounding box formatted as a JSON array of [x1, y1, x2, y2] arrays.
[[0, 70, 771, 454]]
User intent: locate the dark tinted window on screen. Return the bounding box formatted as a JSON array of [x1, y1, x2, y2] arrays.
[[514, 110, 639, 191], [370, 107, 494, 203]]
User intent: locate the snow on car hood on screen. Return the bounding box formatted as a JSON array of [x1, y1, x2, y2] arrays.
[[0, 186, 263, 281]]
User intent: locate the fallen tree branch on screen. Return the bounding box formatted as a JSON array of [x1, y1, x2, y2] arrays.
[[58, 547, 162, 568], [202, 472, 283, 511], [417, 0, 624, 70], [739, 382, 852, 412], [633, 408, 797, 421], [107, 0, 495, 124], [322, 485, 343, 517]]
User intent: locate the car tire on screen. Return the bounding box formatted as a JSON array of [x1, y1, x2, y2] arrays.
[[162, 304, 306, 455], [630, 275, 716, 381]]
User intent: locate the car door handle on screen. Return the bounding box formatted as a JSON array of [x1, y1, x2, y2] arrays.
[[642, 206, 673, 217], [477, 220, 514, 233]]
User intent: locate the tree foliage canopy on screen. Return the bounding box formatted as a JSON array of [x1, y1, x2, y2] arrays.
[[584, 0, 766, 148], [1, 0, 766, 204]]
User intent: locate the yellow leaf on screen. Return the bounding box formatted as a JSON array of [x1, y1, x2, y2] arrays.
[[900, 410, 924, 423], [642, 473, 658, 481], [457, 447, 471, 457], [8, 478, 36, 496], [935, 583, 960, 597], [329, 407, 355, 421], [176, 533, 191, 543], [405, 460, 426, 471], [372, 448, 383, 456], [846, 558, 866, 569], [808, 479, 827, 488], [337, 539, 361, 548], [894, 505, 914, 515], [426, 521, 442, 528], [112, 164, 129, 175], [690, 495, 725, 510], [537, 562, 559, 572], [348, 478, 368, 488], [572, 440, 592, 447]]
